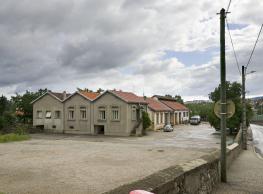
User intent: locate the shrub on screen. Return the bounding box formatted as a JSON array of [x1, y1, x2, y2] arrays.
[[142, 111, 151, 130], [0, 133, 30, 143]]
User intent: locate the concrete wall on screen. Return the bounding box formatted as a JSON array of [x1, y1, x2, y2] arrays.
[[33, 94, 64, 133], [64, 94, 92, 134], [93, 93, 129, 136], [105, 129, 243, 194]]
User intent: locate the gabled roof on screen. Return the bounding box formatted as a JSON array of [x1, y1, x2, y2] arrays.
[[146, 98, 172, 112], [80, 91, 100, 100], [51, 92, 71, 101], [110, 90, 148, 104], [64, 91, 99, 102], [93, 90, 148, 104], [160, 100, 189, 111], [31, 91, 71, 104]]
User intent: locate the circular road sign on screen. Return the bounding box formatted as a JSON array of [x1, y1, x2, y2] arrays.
[[214, 100, 235, 119]]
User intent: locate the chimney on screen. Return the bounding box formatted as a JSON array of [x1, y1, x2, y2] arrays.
[[63, 91, 67, 100]]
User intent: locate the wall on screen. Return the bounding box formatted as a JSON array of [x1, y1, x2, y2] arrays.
[[93, 93, 129, 136], [64, 94, 92, 134], [104, 130, 243, 194], [33, 94, 64, 133]]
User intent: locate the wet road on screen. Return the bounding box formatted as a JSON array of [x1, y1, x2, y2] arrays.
[[251, 124, 263, 157]]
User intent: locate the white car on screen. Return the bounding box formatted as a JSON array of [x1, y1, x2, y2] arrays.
[[190, 115, 201, 125], [163, 124, 174, 132]]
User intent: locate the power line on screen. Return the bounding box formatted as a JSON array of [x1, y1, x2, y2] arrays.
[[226, 0, 232, 13], [226, 18, 241, 75], [246, 24, 263, 70]]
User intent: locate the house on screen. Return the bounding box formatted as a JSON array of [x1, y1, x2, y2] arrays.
[[153, 95, 189, 125], [63, 91, 99, 134], [92, 90, 147, 136], [32, 91, 70, 132], [32, 90, 147, 136], [146, 97, 172, 130]]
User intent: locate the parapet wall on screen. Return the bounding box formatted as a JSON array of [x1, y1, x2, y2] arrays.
[[105, 129, 243, 194]]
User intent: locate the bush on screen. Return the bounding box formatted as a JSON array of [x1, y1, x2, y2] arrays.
[[142, 111, 151, 130], [0, 133, 30, 143], [15, 124, 28, 135]]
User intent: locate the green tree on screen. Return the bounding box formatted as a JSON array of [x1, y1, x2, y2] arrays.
[[208, 81, 253, 131], [142, 111, 151, 130], [11, 89, 47, 123], [174, 95, 184, 104], [187, 103, 213, 121]]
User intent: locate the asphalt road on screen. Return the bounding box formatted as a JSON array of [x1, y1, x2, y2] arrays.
[[251, 124, 263, 157]]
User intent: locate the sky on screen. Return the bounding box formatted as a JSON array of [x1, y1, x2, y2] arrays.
[[0, 0, 263, 101]]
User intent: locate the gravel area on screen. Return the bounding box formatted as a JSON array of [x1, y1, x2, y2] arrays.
[[0, 123, 225, 194]]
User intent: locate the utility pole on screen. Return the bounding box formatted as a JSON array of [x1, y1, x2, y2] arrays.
[[219, 8, 227, 183], [242, 66, 247, 150]]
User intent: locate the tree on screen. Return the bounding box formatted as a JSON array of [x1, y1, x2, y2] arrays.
[[0, 95, 10, 116], [187, 103, 213, 121], [142, 111, 151, 130], [96, 88, 104, 93], [77, 88, 93, 92], [208, 81, 253, 131], [11, 89, 47, 123], [174, 95, 184, 104]]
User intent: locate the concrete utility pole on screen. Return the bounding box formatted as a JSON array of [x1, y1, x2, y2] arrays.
[[219, 8, 227, 183], [242, 66, 247, 150]]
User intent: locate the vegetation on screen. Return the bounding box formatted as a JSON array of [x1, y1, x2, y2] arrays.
[[142, 111, 151, 130], [186, 103, 213, 121], [11, 89, 47, 124], [165, 94, 184, 104], [208, 81, 253, 131], [0, 133, 30, 143]]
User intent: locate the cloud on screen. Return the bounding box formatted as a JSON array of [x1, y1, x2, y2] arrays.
[[0, 0, 262, 100]]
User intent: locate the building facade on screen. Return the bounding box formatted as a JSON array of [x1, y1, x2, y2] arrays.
[[32, 90, 147, 136]]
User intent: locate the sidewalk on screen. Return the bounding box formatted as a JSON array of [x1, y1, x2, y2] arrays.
[[213, 141, 263, 194]]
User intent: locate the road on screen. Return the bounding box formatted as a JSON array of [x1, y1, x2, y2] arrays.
[[0, 123, 233, 194], [251, 124, 263, 157]]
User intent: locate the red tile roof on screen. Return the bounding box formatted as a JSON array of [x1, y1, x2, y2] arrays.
[[160, 100, 189, 111], [110, 90, 147, 104], [80, 91, 100, 100], [146, 98, 172, 112]]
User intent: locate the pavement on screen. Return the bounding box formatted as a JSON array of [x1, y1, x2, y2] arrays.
[[0, 123, 225, 194], [214, 125, 263, 194]]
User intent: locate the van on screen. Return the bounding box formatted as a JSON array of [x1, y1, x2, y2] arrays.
[[190, 115, 201, 125]]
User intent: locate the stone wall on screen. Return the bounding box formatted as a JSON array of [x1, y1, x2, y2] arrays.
[[104, 130, 243, 194]]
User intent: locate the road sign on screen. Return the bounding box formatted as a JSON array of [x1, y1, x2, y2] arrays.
[[214, 100, 235, 119]]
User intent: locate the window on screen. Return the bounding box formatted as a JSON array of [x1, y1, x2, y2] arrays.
[[80, 107, 87, 120], [37, 111, 42, 119], [68, 108, 74, 120], [54, 111, 60, 119], [99, 107, 106, 120], [112, 106, 120, 121], [156, 113, 159, 124], [45, 111, 51, 119], [131, 106, 137, 121], [161, 113, 163, 123]]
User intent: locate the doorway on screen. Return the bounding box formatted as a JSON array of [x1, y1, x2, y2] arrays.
[[94, 125, 105, 135]]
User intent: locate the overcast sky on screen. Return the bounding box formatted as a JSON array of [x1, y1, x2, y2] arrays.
[[0, 0, 262, 101]]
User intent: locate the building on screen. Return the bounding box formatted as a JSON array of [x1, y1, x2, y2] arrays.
[[32, 91, 70, 133], [146, 97, 172, 130], [152, 95, 189, 125], [32, 90, 147, 136]]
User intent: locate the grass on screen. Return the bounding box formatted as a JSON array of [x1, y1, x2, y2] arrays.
[[0, 133, 30, 143]]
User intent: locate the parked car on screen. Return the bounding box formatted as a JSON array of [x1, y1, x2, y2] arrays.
[[190, 115, 201, 125], [163, 124, 174, 132]]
